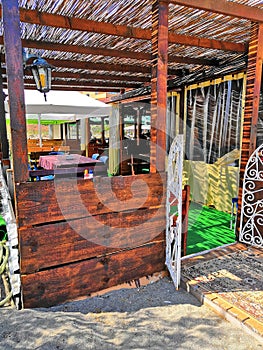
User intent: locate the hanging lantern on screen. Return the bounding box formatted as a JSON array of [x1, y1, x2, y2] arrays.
[[29, 57, 52, 101]]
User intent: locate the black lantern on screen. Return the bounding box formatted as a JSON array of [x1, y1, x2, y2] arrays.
[[29, 57, 52, 101]]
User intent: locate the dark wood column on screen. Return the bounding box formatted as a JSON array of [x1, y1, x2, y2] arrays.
[[237, 23, 263, 238], [240, 23, 263, 182], [101, 117, 105, 145], [2, 0, 28, 183], [150, 0, 168, 173], [248, 24, 263, 156]]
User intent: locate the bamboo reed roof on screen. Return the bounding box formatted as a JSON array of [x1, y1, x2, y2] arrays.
[[1, 0, 263, 97]]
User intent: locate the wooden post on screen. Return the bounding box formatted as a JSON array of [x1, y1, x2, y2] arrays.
[[120, 104, 125, 142], [137, 107, 142, 146], [239, 23, 263, 183], [248, 24, 263, 157], [237, 23, 263, 238], [101, 117, 105, 145], [60, 124, 64, 140], [85, 118, 91, 156], [150, 0, 168, 173], [179, 89, 185, 135], [2, 0, 28, 183]]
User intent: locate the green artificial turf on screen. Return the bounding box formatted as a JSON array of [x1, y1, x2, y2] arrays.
[[186, 202, 236, 255], [0, 215, 6, 227]]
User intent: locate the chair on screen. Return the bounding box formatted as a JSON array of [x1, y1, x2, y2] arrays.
[[49, 151, 65, 155], [128, 153, 150, 175], [28, 163, 54, 181], [40, 175, 55, 181], [99, 155, 108, 164], [28, 163, 40, 181], [230, 197, 238, 230], [91, 153, 100, 160]]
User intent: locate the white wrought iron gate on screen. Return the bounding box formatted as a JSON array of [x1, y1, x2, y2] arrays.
[[239, 143, 263, 247], [166, 135, 184, 289]]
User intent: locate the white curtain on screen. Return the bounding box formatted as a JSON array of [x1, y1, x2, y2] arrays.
[[185, 78, 244, 164], [109, 103, 120, 175], [166, 94, 178, 152]]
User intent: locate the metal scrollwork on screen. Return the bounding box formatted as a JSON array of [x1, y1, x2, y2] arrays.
[[239, 144, 263, 247], [166, 135, 183, 289]]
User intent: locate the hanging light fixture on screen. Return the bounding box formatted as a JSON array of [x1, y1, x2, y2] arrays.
[[28, 57, 52, 101], [23, 49, 53, 101]]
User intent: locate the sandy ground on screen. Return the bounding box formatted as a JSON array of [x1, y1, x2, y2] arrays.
[[0, 277, 262, 350]]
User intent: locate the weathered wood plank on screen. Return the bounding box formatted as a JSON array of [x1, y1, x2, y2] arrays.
[[19, 207, 165, 273], [21, 240, 166, 308], [16, 173, 166, 227]]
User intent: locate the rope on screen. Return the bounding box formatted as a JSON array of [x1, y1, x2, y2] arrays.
[[0, 240, 12, 307]]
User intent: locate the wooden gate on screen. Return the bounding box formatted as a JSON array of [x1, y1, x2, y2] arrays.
[[239, 143, 263, 247], [165, 135, 184, 289]]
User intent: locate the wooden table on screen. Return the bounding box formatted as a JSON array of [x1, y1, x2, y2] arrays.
[[29, 154, 106, 180], [39, 154, 102, 170]]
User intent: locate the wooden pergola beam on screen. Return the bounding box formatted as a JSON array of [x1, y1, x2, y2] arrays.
[[51, 71, 150, 83], [168, 32, 245, 53], [1, 36, 219, 67], [47, 58, 151, 74], [18, 7, 150, 40], [40, 58, 185, 76], [169, 54, 218, 66], [0, 67, 150, 83], [18, 38, 219, 67], [0, 6, 246, 53], [21, 38, 150, 61], [22, 78, 142, 89], [19, 84, 122, 93], [169, 0, 263, 23]]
